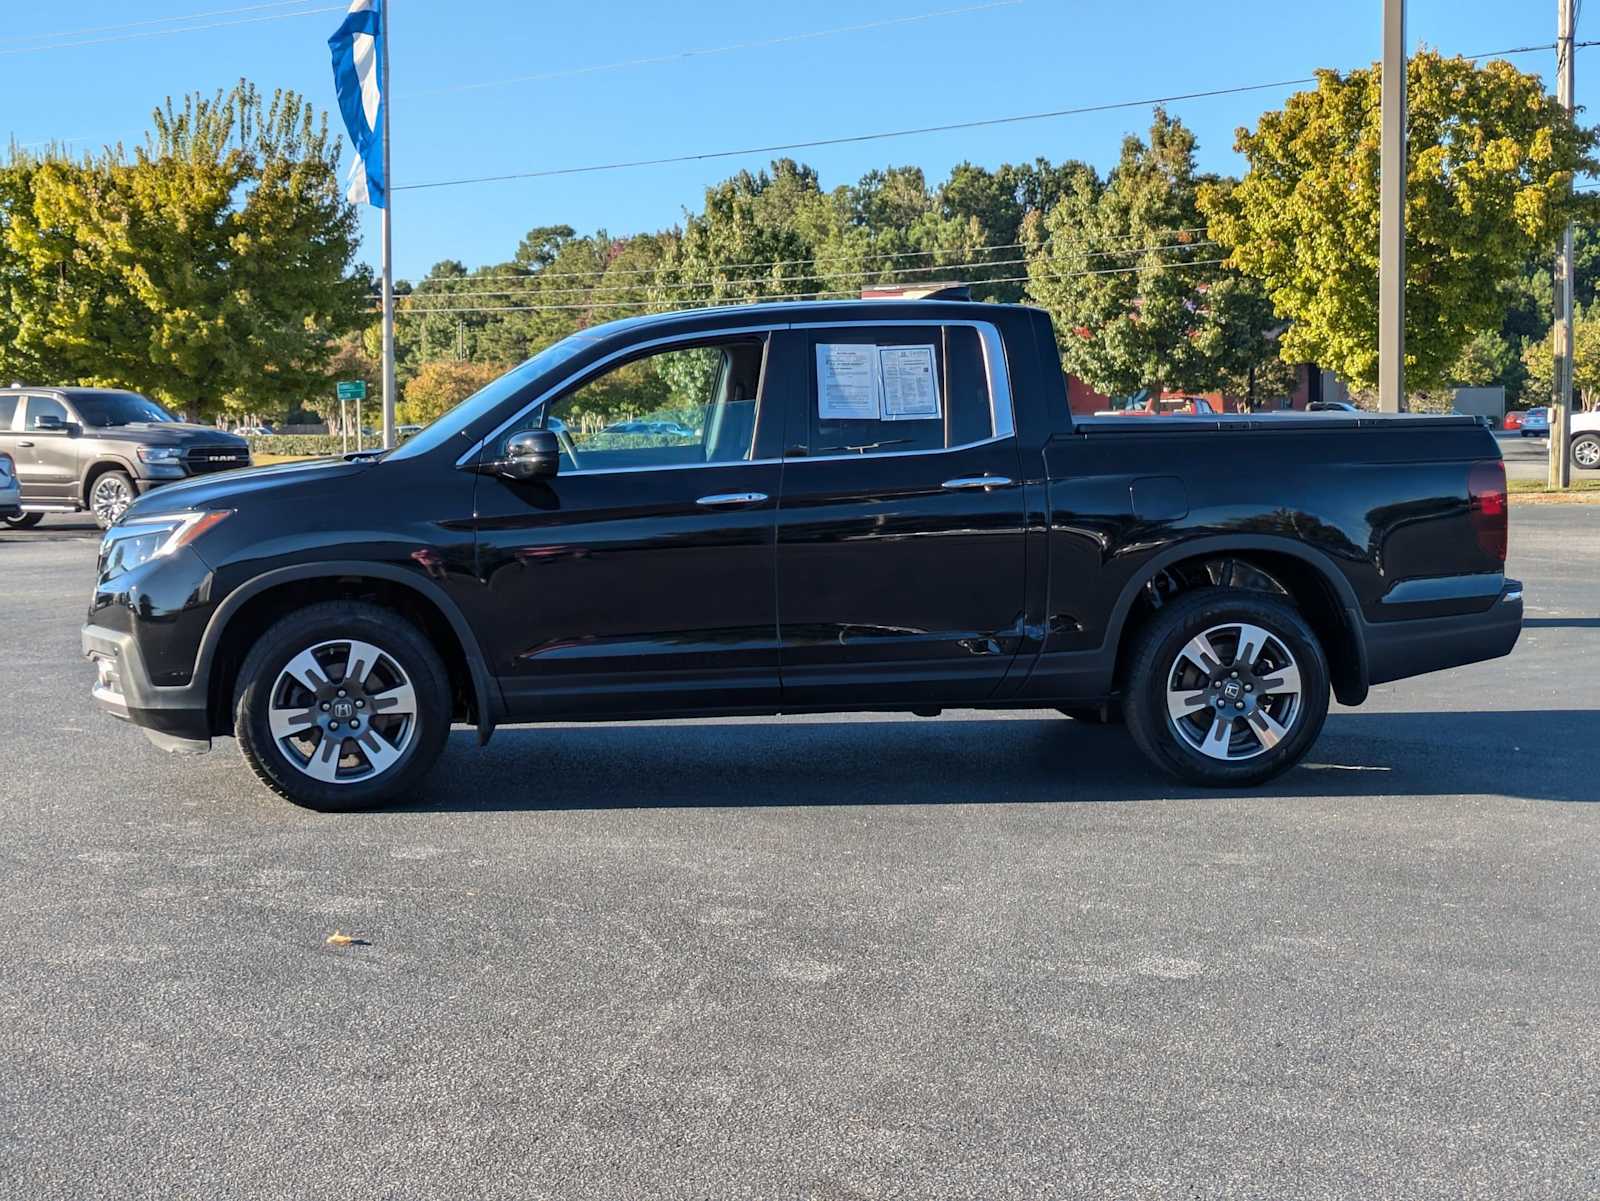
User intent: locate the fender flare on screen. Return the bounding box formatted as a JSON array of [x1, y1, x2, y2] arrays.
[[1101, 533, 1370, 704], [194, 561, 502, 742], [79, 455, 141, 506]]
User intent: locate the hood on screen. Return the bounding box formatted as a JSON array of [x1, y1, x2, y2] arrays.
[[88, 422, 249, 448], [124, 455, 373, 518]]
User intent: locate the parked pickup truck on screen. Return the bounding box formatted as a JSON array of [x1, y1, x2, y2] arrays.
[[0, 386, 250, 529], [82, 299, 1521, 810]]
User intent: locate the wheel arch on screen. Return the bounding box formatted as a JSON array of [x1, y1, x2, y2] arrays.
[[196, 562, 501, 742], [80, 456, 138, 507], [1107, 535, 1369, 707]]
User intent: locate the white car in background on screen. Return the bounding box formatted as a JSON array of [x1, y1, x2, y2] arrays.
[[1571, 408, 1600, 471], [1521, 407, 1550, 437]]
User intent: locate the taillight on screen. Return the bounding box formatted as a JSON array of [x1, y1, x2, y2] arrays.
[[1467, 460, 1508, 562]]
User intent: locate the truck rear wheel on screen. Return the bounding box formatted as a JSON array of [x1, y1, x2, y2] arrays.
[[2, 512, 43, 529], [1122, 588, 1330, 787], [234, 601, 451, 811]]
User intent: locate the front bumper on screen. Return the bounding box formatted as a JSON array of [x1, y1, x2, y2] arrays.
[[83, 624, 212, 754], [1363, 578, 1523, 688]]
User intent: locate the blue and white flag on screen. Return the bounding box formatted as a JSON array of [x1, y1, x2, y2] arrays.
[[329, 0, 385, 208]]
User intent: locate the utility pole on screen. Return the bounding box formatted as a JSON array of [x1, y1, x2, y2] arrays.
[[1551, 0, 1576, 487], [379, 0, 396, 452], [1378, 0, 1407, 412]]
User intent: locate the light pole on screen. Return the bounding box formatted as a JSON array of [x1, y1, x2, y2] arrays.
[[1378, 0, 1407, 413], [1551, 0, 1576, 488]]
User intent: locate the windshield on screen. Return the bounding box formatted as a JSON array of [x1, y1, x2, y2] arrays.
[[72, 392, 175, 427], [385, 334, 600, 460]]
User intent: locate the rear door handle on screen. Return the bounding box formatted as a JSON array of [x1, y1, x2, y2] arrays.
[[941, 475, 1012, 491], [696, 491, 769, 507]]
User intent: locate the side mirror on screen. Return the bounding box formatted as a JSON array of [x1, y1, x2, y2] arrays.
[[33, 414, 67, 433], [494, 429, 559, 481]]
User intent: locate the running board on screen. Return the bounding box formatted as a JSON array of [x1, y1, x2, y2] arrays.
[[19, 503, 81, 513]]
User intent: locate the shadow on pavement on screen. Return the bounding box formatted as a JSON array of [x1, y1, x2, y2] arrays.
[[396, 708, 1591, 813]]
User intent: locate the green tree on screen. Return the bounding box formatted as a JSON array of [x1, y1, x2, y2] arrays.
[[0, 82, 365, 419], [1520, 315, 1600, 409], [1024, 110, 1280, 397], [399, 359, 509, 425], [1202, 51, 1600, 391]]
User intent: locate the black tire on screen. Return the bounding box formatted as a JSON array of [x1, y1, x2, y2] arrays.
[[1122, 588, 1330, 787], [2, 512, 43, 529], [1057, 705, 1122, 725], [88, 470, 137, 529], [1572, 434, 1600, 472], [234, 601, 451, 811]]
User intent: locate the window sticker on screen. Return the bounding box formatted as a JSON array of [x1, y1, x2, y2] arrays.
[[878, 346, 941, 421], [816, 344, 882, 420]]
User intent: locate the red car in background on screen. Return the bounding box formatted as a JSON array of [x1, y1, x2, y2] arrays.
[[1095, 391, 1220, 417], [1502, 410, 1525, 432]]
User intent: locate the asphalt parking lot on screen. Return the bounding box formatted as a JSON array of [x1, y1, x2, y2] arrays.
[[1496, 427, 1598, 480], [1, 508, 1596, 1200]]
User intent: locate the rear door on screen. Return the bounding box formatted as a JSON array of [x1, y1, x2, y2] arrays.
[[775, 321, 1027, 706]]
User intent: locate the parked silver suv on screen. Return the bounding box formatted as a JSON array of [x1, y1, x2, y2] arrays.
[[0, 387, 250, 529]]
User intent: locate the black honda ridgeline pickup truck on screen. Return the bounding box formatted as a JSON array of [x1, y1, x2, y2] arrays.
[[83, 300, 1522, 810]]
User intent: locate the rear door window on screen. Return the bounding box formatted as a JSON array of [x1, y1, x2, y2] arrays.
[[802, 325, 998, 457]]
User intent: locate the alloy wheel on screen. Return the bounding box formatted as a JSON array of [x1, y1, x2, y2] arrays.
[[267, 639, 418, 784], [91, 475, 133, 525], [1575, 438, 1600, 469], [1165, 621, 1303, 761]]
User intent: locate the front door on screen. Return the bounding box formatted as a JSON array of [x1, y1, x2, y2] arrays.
[[13, 396, 81, 503], [775, 322, 1028, 706], [473, 333, 787, 720]]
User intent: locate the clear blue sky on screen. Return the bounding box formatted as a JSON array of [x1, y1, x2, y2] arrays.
[[1, 0, 1587, 282]]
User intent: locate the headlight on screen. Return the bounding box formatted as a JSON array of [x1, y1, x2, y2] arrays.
[[98, 510, 232, 580], [136, 446, 183, 464]]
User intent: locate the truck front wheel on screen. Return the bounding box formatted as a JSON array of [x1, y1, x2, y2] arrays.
[[1122, 589, 1330, 787], [1572, 434, 1600, 471], [234, 601, 452, 811]]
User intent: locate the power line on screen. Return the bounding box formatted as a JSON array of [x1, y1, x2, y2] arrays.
[[0, 1, 328, 47], [410, 1, 1027, 98], [393, 81, 1318, 193], [0, 3, 343, 57], [429, 228, 1214, 286], [407, 241, 1221, 301], [393, 41, 1600, 194], [386, 258, 1232, 316]]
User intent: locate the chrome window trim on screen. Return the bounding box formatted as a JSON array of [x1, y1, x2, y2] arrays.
[[454, 315, 1017, 471]]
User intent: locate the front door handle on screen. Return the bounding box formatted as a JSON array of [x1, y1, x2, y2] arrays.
[[696, 491, 769, 507], [942, 475, 1012, 491], [17, 440, 34, 448]]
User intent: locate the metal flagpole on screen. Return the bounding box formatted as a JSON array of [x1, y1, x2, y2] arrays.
[[1378, 0, 1407, 413], [1551, 0, 1576, 489], [380, 0, 396, 452]]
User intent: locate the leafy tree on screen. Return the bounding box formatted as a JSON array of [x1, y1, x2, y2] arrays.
[[399, 359, 509, 425], [0, 82, 365, 419], [1024, 110, 1281, 397], [1447, 328, 1522, 393], [1202, 51, 1600, 391], [1520, 314, 1600, 409]]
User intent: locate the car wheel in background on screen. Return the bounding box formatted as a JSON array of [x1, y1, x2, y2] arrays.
[[1572, 434, 1600, 471], [1122, 588, 1330, 787], [2, 512, 43, 529], [89, 471, 137, 529], [234, 601, 451, 811]]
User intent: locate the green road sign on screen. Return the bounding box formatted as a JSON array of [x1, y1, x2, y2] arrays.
[[336, 380, 367, 401]]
